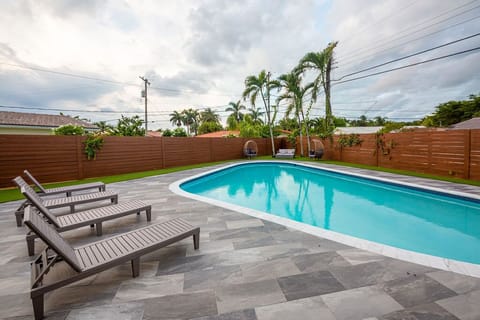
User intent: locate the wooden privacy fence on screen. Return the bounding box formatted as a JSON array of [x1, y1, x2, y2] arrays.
[[0, 135, 274, 188], [1, 129, 479, 188], [297, 129, 480, 180]]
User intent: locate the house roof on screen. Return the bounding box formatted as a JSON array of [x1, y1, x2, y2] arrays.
[[196, 130, 239, 138], [449, 117, 480, 130], [0, 111, 97, 129], [334, 126, 383, 135]]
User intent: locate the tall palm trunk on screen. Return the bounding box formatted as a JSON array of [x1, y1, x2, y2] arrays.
[[261, 89, 276, 156], [324, 51, 333, 132]]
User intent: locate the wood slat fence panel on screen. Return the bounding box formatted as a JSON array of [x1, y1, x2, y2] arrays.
[[1, 130, 479, 188]]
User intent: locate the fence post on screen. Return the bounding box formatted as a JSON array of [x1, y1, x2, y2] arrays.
[[76, 136, 84, 180], [464, 130, 471, 179], [160, 137, 165, 169]]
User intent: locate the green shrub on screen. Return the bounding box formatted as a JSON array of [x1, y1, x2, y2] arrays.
[[53, 124, 85, 135]]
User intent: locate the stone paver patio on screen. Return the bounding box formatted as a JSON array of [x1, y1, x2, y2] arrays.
[[1, 161, 480, 320]]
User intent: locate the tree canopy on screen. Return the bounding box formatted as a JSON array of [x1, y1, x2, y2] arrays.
[[422, 94, 480, 127]]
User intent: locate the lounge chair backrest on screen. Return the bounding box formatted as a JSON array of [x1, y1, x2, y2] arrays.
[[24, 206, 82, 272], [14, 176, 61, 227], [21, 185, 60, 228], [24, 170, 47, 193]]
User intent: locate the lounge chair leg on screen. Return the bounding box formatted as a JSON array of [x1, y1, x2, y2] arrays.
[[90, 224, 94, 228], [96, 223, 103, 236], [27, 232, 36, 256], [15, 201, 28, 227], [15, 211, 23, 227], [66, 191, 72, 197], [131, 258, 140, 277], [69, 205, 75, 213], [100, 186, 105, 192], [112, 196, 118, 204], [146, 208, 151, 222], [193, 232, 200, 250], [32, 294, 44, 320]]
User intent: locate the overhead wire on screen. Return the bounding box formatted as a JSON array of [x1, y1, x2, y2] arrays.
[[336, 0, 480, 62], [332, 46, 480, 85], [334, 32, 480, 81]]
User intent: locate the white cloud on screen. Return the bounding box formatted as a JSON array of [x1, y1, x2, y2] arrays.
[[0, 0, 478, 129]]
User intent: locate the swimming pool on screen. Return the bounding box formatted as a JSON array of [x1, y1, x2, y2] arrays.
[[173, 162, 480, 271]]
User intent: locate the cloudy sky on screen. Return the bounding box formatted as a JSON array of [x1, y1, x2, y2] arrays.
[[0, 0, 479, 129]]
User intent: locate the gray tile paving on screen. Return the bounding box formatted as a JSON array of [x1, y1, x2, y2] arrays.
[[0, 161, 479, 319]]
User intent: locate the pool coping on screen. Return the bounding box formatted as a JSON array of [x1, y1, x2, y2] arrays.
[[169, 160, 480, 278]]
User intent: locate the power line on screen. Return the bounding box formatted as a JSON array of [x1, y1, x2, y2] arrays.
[[338, 14, 480, 69], [339, 0, 418, 46], [334, 32, 480, 81], [337, 0, 480, 62], [332, 46, 480, 85], [0, 62, 239, 97]]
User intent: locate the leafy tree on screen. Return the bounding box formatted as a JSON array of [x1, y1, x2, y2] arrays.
[[373, 116, 386, 126], [278, 117, 298, 131], [243, 70, 279, 156], [93, 121, 114, 134], [377, 121, 405, 133], [162, 128, 173, 137], [226, 115, 239, 130], [422, 94, 480, 127], [297, 41, 338, 134], [112, 115, 145, 136], [198, 121, 223, 135], [333, 116, 348, 127], [53, 124, 85, 135], [226, 100, 246, 122], [169, 111, 184, 127], [172, 127, 188, 137]]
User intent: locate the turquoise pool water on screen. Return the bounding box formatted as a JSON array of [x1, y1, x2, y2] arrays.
[[181, 162, 480, 264]]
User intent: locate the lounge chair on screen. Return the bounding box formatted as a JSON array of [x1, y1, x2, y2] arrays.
[[21, 185, 151, 256], [24, 170, 106, 196], [13, 177, 118, 227], [24, 206, 200, 320], [275, 148, 295, 159]]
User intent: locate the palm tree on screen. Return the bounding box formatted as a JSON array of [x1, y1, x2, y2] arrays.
[[93, 121, 114, 134], [248, 107, 264, 125], [242, 70, 279, 156], [182, 108, 200, 135], [169, 110, 184, 127], [297, 41, 338, 134], [200, 108, 220, 123], [226, 100, 246, 122], [276, 71, 314, 156]]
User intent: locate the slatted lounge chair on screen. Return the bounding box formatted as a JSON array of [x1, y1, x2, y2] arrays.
[[24, 206, 200, 320], [24, 170, 106, 196], [13, 177, 118, 227], [275, 148, 295, 159], [22, 185, 151, 256]]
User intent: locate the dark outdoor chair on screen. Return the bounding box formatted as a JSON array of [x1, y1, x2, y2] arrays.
[[243, 140, 258, 159], [309, 139, 325, 160], [24, 205, 200, 320]]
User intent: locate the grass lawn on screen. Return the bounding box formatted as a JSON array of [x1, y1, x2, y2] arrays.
[[1, 157, 478, 203]]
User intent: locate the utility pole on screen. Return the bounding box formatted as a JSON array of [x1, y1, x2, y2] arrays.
[[139, 76, 151, 135]]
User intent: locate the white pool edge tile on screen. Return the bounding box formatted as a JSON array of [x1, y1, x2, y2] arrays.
[[169, 161, 480, 278]]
